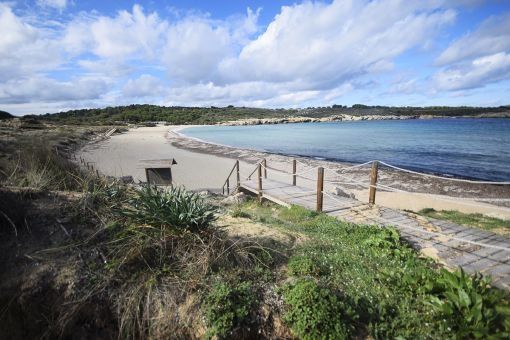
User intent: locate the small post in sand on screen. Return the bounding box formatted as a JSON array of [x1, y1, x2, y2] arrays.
[[316, 167, 324, 212], [292, 159, 297, 186], [226, 178, 230, 195], [258, 163, 263, 204], [263, 159, 267, 179], [369, 161, 379, 204]]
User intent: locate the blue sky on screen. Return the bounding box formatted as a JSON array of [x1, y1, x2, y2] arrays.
[[1, 0, 510, 115]]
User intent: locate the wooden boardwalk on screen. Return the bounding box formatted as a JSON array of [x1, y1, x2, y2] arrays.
[[239, 176, 510, 290]]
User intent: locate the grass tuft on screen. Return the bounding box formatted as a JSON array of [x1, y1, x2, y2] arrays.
[[418, 208, 510, 235]]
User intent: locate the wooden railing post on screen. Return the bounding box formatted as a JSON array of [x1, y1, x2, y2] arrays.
[[258, 163, 263, 204], [236, 160, 240, 189], [369, 161, 379, 204], [263, 159, 267, 179], [292, 159, 297, 186], [316, 167, 324, 212], [226, 178, 230, 195]]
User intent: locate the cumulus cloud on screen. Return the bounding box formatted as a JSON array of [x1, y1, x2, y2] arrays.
[[0, 4, 61, 82], [161, 8, 261, 84], [123, 75, 166, 97], [434, 12, 510, 91], [63, 5, 167, 60], [434, 52, 510, 91], [0, 76, 108, 104], [218, 0, 455, 90], [436, 12, 510, 65], [162, 18, 232, 83]]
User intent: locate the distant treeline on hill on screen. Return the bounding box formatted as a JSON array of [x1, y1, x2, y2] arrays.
[[0, 110, 13, 119], [35, 104, 510, 125]]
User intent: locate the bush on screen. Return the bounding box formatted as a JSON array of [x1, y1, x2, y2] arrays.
[[123, 185, 217, 232], [203, 281, 255, 338], [288, 256, 319, 276], [428, 268, 510, 338], [283, 279, 347, 340]]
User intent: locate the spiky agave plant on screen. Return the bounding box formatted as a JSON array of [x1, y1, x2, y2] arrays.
[[123, 185, 217, 233]]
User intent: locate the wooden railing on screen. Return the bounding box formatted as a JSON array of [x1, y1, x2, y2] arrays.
[[222, 160, 240, 195], [222, 157, 509, 215]]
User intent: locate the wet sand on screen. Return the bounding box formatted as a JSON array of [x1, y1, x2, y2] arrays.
[[78, 125, 510, 220]]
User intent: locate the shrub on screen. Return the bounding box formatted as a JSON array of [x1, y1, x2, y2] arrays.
[[288, 255, 319, 276], [203, 281, 255, 338], [283, 279, 347, 340], [123, 185, 217, 232], [428, 268, 510, 338]]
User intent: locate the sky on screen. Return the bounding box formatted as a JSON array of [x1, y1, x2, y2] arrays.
[[1, 0, 510, 116]]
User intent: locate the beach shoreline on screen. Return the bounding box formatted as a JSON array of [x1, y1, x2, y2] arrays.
[[78, 124, 510, 220]]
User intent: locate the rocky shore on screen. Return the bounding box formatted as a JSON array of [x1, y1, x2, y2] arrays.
[[217, 111, 510, 126], [216, 114, 415, 126]]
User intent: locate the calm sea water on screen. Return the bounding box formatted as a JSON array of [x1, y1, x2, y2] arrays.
[[181, 118, 510, 181]]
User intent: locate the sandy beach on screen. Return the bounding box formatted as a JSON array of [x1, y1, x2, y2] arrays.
[[78, 125, 510, 220]]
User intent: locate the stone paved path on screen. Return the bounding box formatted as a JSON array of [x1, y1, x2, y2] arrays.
[[240, 177, 510, 290]]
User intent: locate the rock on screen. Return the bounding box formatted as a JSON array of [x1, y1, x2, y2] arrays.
[[119, 176, 134, 184], [331, 186, 356, 199], [221, 192, 248, 205], [198, 190, 216, 197]]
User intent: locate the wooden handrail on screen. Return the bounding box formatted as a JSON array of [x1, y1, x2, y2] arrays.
[[222, 160, 240, 195], [247, 163, 259, 180]]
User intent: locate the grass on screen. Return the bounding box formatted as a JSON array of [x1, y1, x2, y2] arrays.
[[417, 208, 510, 236]]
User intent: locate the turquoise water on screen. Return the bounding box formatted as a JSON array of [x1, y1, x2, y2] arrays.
[[181, 118, 510, 181]]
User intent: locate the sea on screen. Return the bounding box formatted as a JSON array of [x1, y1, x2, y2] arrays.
[[181, 118, 510, 182]]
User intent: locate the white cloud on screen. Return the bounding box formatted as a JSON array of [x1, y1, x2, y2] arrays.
[[0, 4, 61, 82], [434, 52, 510, 91], [162, 8, 261, 84], [162, 18, 231, 83], [37, 0, 69, 11], [436, 12, 510, 65], [90, 5, 167, 60], [123, 75, 165, 97], [0, 4, 37, 52], [433, 12, 510, 91], [220, 0, 455, 88], [0, 76, 108, 104]]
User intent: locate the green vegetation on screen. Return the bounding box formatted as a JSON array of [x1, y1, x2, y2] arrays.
[[34, 103, 510, 125], [235, 203, 510, 339], [282, 279, 347, 339], [122, 185, 217, 232], [0, 110, 13, 119], [203, 281, 255, 338], [38, 104, 296, 125], [418, 208, 510, 236], [428, 268, 510, 338]]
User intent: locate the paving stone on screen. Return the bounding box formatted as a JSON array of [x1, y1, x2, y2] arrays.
[[482, 240, 510, 249], [472, 248, 504, 259], [462, 258, 500, 273], [491, 278, 509, 290], [429, 243, 454, 254], [447, 254, 482, 267], [483, 264, 510, 277], [489, 252, 510, 263]]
